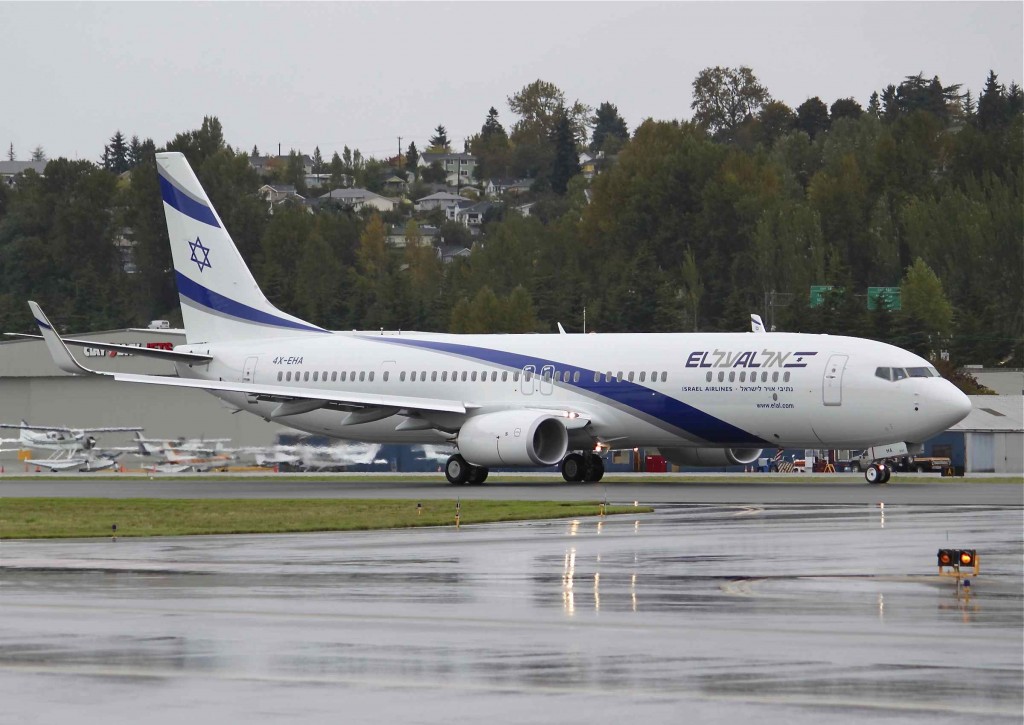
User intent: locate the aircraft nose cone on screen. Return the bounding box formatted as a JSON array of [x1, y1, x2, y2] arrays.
[[939, 383, 972, 428]]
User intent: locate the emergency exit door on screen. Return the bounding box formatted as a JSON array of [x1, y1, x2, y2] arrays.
[[822, 354, 848, 406]]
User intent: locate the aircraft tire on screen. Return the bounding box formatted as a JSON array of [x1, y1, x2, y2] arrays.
[[880, 465, 892, 483], [865, 464, 882, 484], [582, 453, 605, 483], [445, 454, 471, 485], [467, 466, 489, 485], [561, 453, 586, 482]]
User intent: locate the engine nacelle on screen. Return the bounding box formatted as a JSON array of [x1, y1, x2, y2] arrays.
[[458, 410, 569, 467], [659, 447, 762, 467]]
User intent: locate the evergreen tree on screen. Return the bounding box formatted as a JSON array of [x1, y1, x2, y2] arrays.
[[406, 141, 419, 172], [312, 146, 324, 175], [30, 146, 46, 162], [867, 91, 881, 117], [127, 135, 143, 168], [549, 107, 581, 195], [428, 125, 451, 151], [589, 101, 629, 155], [6, 142, 13, 161], [829, 98, 863, 122], [103, 131, 130, 174], [976, 70, 1007, 130]]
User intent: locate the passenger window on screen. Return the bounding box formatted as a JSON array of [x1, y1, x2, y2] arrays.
[[461, 371, 467, 382], [513, 372, 520, 382], [651, 371, 657, 381], [369, 372, 374, 382], [783, 372, 790, 382], [573, 371, 579, 383], [593, 372, 600, 383], [718, 371, 724, 382], [383, 371, 389, 382], [628, 371, 635, 382], [331, 371, 337, 382], [441, 371, 448, 382], [351, 371, 356, 381], [616, 371, 623, 382], [772, 372, 779, 382], [277, 371, 283, 381], [728, 371, 735, 382], [501, 371, 507, 382], [762, 372, 768, 382], [431, 371, 437, 381], [286, 371, 292, 382], [640, 371, 646, 383], [400, 371, 406, 382], [661, 372, 667, 383], [313, 371, 319, 382], [524, 371, 532, 382], [705, 372, 711, 382], [472, 371, 478, 382], [359, 371, 365, 382], [605, 372, 612, 383], [492, 372, 498, 382], [739, 371, 746, 383], [322, 370, 327, 380], [341, 372, 347, 382]]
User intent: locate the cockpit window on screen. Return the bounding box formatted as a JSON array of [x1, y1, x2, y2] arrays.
[[891, 368, 908, 380], [875, 367, 892, 381], [877, 366, 938, 381], [907, 367, 933, 378]]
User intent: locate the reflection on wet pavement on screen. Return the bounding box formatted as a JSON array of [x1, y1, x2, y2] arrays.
[[2, 503, 1021, 723]]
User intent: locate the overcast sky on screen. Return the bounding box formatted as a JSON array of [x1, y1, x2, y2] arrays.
[[4, 2, 1021, 162]]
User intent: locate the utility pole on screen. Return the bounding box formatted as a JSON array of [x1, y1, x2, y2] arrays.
[[397, 136, 402, 169]]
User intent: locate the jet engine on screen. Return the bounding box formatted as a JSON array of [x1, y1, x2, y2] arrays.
[[658, 447, 762, 467], [458, 410, 569, 467]]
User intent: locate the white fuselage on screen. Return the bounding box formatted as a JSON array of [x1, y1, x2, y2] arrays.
[[173, 330, 971, 451]]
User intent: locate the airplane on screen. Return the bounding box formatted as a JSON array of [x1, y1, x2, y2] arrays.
[[248, 441, 385, 471], [9, 151, 973, 485], [132, 432, 236, 472], [0, 420, 142, 471]]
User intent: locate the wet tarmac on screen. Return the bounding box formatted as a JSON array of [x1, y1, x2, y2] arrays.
[[2, 502, 1021, 723]]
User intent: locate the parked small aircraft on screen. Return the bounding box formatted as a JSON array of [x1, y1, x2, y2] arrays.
[[0, 420, 142, 472]]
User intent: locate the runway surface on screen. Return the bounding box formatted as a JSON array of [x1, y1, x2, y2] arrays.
[[1, 486, 1021, 723], [1, 475, 1022, 506]]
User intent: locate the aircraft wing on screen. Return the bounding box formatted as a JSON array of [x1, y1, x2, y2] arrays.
[[24, 301, 467, 418]]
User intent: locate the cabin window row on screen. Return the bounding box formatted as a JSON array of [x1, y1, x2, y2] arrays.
[[274, 368, 672, 385], [706, 370, 791, 383]]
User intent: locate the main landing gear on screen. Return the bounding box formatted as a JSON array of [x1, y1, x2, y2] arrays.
[[445, 454, 488, 485], [561, 452, 605, 483], [864, 462, 891, 484]]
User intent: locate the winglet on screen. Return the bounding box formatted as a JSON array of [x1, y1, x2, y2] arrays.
[[750, 314, 766, 334], [28, 301, 100, 376], [557, 322, 567, 335]]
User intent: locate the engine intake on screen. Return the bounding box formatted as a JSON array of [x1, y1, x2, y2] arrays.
[[658, 447, 762, 467], [458, 410, 569, 467]]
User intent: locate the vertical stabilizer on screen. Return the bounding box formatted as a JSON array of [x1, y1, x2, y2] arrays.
[[156, 152, 327, 343]]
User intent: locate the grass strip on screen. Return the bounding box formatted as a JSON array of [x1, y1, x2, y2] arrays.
[[0, 498, 652, 539]]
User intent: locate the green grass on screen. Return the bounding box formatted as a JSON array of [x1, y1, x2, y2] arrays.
[[0, 498, 652, 539]]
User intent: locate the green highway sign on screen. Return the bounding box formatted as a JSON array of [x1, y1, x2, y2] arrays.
[[867, 286, 902, 311], [809, 285, 835, 308]]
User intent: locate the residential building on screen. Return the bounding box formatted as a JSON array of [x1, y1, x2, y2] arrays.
[[419, 152, 476, 187], [0, 160, 47, 186], [416, 191, 466, 212], [387, 224, 440, 249], [484, 178, 532, 198], [317, 187, 398, 213]]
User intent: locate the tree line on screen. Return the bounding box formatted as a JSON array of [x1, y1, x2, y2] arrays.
[[0, 69, 1020, 371]]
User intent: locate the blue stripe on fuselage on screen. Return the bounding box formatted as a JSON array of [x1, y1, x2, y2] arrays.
[[159, 173, 221, 228], [175, 272, 328, 333], [372, 337, 768, 446]]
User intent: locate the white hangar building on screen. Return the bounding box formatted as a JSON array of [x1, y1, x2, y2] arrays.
[[0, 326, 293, 464]]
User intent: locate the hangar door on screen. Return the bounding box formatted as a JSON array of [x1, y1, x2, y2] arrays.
[[968, 432, 995, 472]]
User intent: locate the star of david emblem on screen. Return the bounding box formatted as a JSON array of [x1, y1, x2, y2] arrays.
[[189, 237, 211, 273]]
